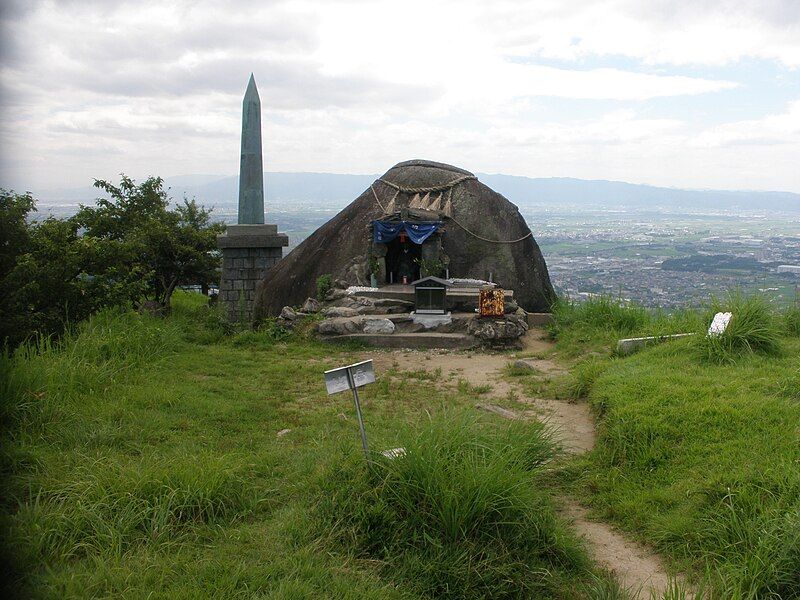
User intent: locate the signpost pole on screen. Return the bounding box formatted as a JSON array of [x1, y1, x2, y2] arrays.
[[324, 360, 374, 461], [347, 368, 370, 460]]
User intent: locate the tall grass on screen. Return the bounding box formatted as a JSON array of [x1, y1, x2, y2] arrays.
[[313, 411, 591, 599], [10, 455, 257, 563], [581, 332, 800, 599], [784, 305, 800, 337], [548, 295, 704, 358], [692, 478, 800, 599], [1, 303, 269, 595], [550, 295, 651, 336], [695, 293, 782, 363], [1, 308, 181, 439], [567, 356, 612, 400]]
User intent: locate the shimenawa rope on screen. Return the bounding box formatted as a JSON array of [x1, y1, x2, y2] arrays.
[[372, 176, 533, 244], [448, 216, 533, 244], [369, 185, 387, 213], [377, 174, 476, 194]]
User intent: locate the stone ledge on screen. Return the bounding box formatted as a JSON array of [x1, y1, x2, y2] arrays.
[[321, 332, 477, 350], [218, 233, 289, 248], [226, 224, 278, 236]]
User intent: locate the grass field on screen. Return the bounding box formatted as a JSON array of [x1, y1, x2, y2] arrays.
[[571, 336, 800, 598], [546, 295, 800, 599], [2, 292, 798, 598], [1, 293, 613, 599]]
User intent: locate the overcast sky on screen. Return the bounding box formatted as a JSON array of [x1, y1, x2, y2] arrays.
[[1, 0, 799, 193]]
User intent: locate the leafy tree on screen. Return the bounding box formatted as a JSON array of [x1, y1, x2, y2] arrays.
[[1, 189, 147, 347], [75, 175, 225, 310], [0, 177, 224, 348], [0, 190, 34, 282]]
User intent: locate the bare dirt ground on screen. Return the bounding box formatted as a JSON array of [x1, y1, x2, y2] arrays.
[[366, 329, 687, 599]]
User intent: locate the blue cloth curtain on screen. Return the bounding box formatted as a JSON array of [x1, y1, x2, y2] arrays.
[[373, 220, 441, 244]]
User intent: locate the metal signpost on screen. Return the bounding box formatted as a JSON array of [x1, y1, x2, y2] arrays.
[[324, 360, 375, 459]]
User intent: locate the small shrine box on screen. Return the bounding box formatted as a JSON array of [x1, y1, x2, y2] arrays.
[[479, 288, 505, 317], [412, 276, 451, 315]]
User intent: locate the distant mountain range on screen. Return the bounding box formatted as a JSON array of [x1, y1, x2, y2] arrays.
[[33, 172, 800, 213]]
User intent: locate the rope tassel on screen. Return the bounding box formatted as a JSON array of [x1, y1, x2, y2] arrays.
[[442, 196, 453, 218]]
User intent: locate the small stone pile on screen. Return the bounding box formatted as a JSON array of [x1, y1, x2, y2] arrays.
[[275, 278, 413, 332], [467, 314, 529, 345]]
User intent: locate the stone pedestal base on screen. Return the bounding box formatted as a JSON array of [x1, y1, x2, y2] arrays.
[[218, 224, 288, 322]]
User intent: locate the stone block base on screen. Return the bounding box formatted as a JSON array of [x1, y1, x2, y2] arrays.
[[218, 225, 287, 322]]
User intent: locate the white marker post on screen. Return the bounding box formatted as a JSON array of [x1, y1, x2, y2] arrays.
[[708, 312, 733, 337], [324, 360, 375, 459]]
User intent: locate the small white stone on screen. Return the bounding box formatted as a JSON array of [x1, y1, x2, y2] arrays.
[[346, 286, 379, 295], [276, 428, 292, 437]]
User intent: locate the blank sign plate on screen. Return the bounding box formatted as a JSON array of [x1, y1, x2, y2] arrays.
[[324, 360, 375, 395]]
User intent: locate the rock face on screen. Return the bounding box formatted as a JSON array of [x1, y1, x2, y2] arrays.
[[253, 160, 555, 319]]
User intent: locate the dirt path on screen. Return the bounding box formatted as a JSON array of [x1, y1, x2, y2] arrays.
[[367, 330, 685, 599], [371, 333, 595, 454]]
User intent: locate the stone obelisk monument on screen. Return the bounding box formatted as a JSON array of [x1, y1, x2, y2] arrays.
[[218, 74, 288, 322], [238, 74, 265, 224]]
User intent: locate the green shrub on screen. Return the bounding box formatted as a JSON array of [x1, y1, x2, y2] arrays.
[[695, 293, 782, 363], [316, 274, 333, 301], [0, 181, 224, 349], [313, 412, 588, 599]]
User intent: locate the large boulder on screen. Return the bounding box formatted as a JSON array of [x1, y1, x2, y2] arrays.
[[254, 160, 555, 319]]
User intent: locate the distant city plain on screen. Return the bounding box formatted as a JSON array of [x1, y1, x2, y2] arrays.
[[35, 172, 800, 309]]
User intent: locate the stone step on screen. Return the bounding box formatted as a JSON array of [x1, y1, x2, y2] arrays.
[[322, 332, 477, 350], [527, 312, 554, 327]]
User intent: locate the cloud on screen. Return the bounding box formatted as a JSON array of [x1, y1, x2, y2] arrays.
[[481, 0, 800, 67], [691, 100, 800, 147], [0, 0, 799, 193]]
